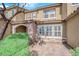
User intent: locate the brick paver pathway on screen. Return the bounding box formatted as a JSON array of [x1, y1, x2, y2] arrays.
[[30, 41, 72, 56]]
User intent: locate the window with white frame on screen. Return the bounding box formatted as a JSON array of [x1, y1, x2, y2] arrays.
[[32, 12, 37, 18], [43, 10, 56, 19], [37, 24, 62, 37], [37, 26, 45, 36], [45, 26, 52, 36], [54, 25, 61, 37]]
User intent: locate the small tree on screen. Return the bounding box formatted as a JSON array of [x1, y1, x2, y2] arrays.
[[0, 3, 27, 39]]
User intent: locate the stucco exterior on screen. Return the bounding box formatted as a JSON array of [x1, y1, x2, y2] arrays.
[[0, 3, 79, 48], [25, 6, 61, 21], [66, 13, 79, 48]]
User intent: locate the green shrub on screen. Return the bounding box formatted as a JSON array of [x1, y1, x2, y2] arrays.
[[72, 47, 79, 56], [0, 32, 30, 56]]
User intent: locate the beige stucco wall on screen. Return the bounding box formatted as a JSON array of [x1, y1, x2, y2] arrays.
[[55, 7, 61, 20], [25, 6, 61, 21], [67, 13, 79, 48], [62, 22, 67, 39], [0, 19, 5, 26], [61, 3, 67, 20], [15, 12, 25, 21], [37, 10, 44, 21]]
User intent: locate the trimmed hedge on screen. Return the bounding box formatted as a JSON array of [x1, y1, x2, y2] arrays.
[[0, 33, 30, 56]]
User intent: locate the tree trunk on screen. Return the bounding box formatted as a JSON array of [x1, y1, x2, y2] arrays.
[[0, 20, 10, 39]]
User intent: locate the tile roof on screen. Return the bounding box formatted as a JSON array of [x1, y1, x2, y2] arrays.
[[63, 7, 79, 21]]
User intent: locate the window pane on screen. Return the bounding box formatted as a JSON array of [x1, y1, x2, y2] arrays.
[[37, 25, 62, 37], [58, 32, 61, 36], [44, 10, 56, 18], [58, 26, 61, 31], [37, 25, 52, 36], [54, 26, 57, 31], [12, 9, 14, 16], [41, 26, 44, 36], [54, 25, 61, 37], [54, 32, 58, 36], [32, 12, 37, 18], [44, 15, 48, 18]]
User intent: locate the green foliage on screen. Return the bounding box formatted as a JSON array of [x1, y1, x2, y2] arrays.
[[72, 47, 79, 56], [0, 33, 30, 56]]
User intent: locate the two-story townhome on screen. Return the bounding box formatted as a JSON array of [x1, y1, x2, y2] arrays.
[[0, 3, 79, 48], [0, 4, 62, 42]]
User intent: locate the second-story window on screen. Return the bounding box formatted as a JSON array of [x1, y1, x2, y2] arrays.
[[72, 3, 79, 6], [12, 9, 14, 16], [5, 12, 10, 19], [32, 12, 37, 18], [44, 10, 56, 19]]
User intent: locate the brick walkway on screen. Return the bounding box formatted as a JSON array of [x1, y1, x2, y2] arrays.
[[30, 40, 72, 56]]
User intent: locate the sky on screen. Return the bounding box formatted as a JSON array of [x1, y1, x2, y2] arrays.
[[0, 3, 54, 10]]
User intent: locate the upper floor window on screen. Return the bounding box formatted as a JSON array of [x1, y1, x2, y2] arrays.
[[71, 3, 79, 6], [5, 9, 15, 19], [12, 9, 14, 16], [5, 12, 10, 19], [44, 10, 56, 19], [32, 12, 37, 18]]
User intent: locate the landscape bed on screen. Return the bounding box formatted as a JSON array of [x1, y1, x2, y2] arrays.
[[0, 32, 30, 56]]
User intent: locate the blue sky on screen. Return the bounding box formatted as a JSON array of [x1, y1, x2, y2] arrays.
[[0, 3, 54, 10], [23, 3, 54, 10]]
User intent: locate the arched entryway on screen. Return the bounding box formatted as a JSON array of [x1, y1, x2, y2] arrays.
[[16, 25, 27, 33]]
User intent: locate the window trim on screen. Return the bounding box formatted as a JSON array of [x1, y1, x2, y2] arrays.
[[37, 24, 62, 39], [43, 10, 56, 19], [32, 12, 37, 19]]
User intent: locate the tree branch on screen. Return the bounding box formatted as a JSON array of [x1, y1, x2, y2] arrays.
[[10, 11, 23, 20], [2, 3, 6, 11], [22, 3, 27, 8]]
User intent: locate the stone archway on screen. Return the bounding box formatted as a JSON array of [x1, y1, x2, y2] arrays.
[[16, 25, 27, 33], [12, 20, 37, 40], [12, 24, 27, 34]]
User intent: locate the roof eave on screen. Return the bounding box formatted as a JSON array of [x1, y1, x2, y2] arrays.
[[63, 7, 79, 22]]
